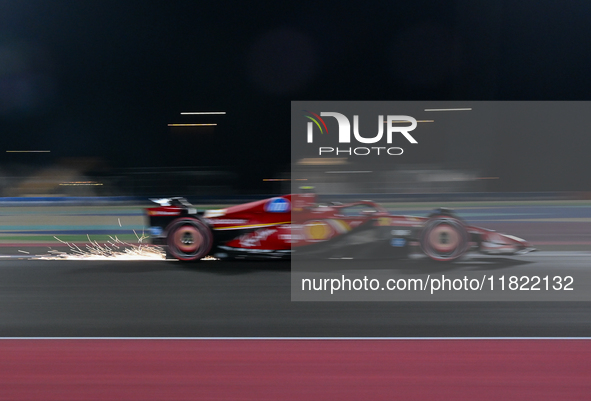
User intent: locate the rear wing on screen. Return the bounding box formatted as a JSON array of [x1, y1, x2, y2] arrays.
[[149, 197, 194, 207]]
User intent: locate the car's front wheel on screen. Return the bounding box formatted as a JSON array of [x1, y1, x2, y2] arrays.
[[419, 215, 469, 262]]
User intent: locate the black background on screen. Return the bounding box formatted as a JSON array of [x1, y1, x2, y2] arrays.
[[1, 1, 590, 191]]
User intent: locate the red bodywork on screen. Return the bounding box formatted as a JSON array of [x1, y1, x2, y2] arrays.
[[146, 193, 534, 261]]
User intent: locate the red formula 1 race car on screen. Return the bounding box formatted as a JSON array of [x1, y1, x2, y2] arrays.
[[145, 193, 535, 262]]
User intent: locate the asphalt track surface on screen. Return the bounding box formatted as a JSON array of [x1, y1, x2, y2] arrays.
[[0, 253, 590, 337], [0, 201, 590, 337]]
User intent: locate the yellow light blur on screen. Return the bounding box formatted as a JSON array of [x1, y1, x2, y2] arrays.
[[180, 112, 226, 115], [297, 158, 348, 166], [168, 124, 217, 126], [6, 150, 51, 153]]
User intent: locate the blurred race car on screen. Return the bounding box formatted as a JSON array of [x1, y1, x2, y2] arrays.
[[145, 193, 534, 262]]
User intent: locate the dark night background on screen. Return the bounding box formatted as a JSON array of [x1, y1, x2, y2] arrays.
[[1, 0, 590, 193]]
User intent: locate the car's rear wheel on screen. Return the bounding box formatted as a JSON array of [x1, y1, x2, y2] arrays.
[[166, 218, 213, 261], [420, 215, 469, 262]]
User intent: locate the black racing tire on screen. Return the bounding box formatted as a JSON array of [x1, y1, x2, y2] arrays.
[[166, 217, 213, 262], [419, 215, 469, 262]]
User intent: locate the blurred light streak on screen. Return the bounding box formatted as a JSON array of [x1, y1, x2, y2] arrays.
[[6, 150, 50, 153], [180, 112, 226, 115], [59, 182, 103, 186], [167, 124, 217, 126], [424, 108, 472, 111], [387, 120, 434, 123], [325, 171, 372, 174], [262, 178, 307, 181], [476, 177, 500, 180], [297, 158, 347, 165]]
